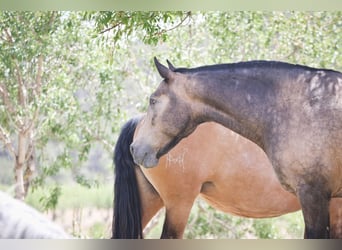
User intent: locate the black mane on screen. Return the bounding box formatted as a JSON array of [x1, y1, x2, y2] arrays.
[[174, 60, 340, 74]]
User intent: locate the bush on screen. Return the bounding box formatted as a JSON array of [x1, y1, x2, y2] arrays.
[[183, 200, 304, 239]]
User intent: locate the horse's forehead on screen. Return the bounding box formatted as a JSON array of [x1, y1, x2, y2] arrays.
[[153, 75, 193, 109], [153, 81, 169, 96]]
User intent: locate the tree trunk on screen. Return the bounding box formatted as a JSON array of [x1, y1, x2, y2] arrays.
[[24, 145, 36, 197], [14, 162, 25, 201], [14, 132, 27, 200]]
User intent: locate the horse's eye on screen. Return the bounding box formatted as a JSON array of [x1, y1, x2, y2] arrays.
[[150, 97, 157, 106]]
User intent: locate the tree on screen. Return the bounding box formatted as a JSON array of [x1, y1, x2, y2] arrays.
[[203, 11, 342, 68], [0, 11, 193, 201], [0, 12, 62, 200], [0, 11, 123, 200]]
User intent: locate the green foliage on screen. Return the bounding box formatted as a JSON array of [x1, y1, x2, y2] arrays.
[[184, 200, 303, 239], [88, 222, 108, 239], [38, 185, 61, 212], [75, 174, 99, 189], [252, 219, 277, 239], [86, 11, 190, 45], [204, 11, 342, 68], [0, 11, 128, 201], [0, 11, 60, 132], [186, 203, 250, 239]]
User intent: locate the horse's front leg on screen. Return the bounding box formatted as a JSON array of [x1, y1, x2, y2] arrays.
[[329, 198, 342, 238], [297, 182, 331, 239]]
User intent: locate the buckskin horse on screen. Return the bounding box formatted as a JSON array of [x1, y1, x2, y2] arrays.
[[130, 58, 342, 238], [113, 117, 342, 238]]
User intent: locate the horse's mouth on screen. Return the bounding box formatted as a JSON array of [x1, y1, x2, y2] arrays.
[[135, 152, 159, 168], [156, 135, 183, 159], [131, 142, 159, 168]]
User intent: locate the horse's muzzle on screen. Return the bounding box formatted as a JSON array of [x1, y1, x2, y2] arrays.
[[130, 142, 159, 168]]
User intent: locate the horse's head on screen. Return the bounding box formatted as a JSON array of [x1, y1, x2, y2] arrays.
[[130, 58, 198, 168]]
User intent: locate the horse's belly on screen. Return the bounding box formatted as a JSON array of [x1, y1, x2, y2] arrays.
[[199, 181, 300, 218]]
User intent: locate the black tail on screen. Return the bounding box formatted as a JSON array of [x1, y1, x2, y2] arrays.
[[112, 116, 143, 239]]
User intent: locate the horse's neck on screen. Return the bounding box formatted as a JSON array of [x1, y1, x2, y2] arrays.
[[192, 71, 276, 149]]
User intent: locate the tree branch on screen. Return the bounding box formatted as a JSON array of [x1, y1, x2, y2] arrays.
[[0, 31, 8, 42], [35, 54, 43, 97], [98, 11, 192, 39], [84, 127, 113, 151], [16, 62, 26, 108], [48, 11, 57, 27], [24, 131, 35, 163], [22, 111, 37, 137], [152, 11, 192, 37], [4, 28, 14, 43], [4, 28, 26, 109], [99, 21, 123, 34], [0, 126, 16, 157], [0, 83, 15, 114]]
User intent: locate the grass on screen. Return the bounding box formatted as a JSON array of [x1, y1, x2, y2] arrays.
[[88, 222, 109, 239], [25, 183, 114, 212], [3, 183, 304, 239], [23, 183, 114, 238]]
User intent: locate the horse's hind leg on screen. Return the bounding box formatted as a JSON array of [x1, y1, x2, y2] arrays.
[[135, 167, 164, 231], [297, 183, 331, 238], [161, 199, 196, 239]]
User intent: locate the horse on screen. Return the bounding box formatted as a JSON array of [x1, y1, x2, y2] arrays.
[[0, 191, 71, 238], [130, 58, 342, 238], [113, 116, 342, 239]]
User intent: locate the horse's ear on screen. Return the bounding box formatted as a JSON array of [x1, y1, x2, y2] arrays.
[[166, 59, 176, 71], [154, 57, 173, 80]]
